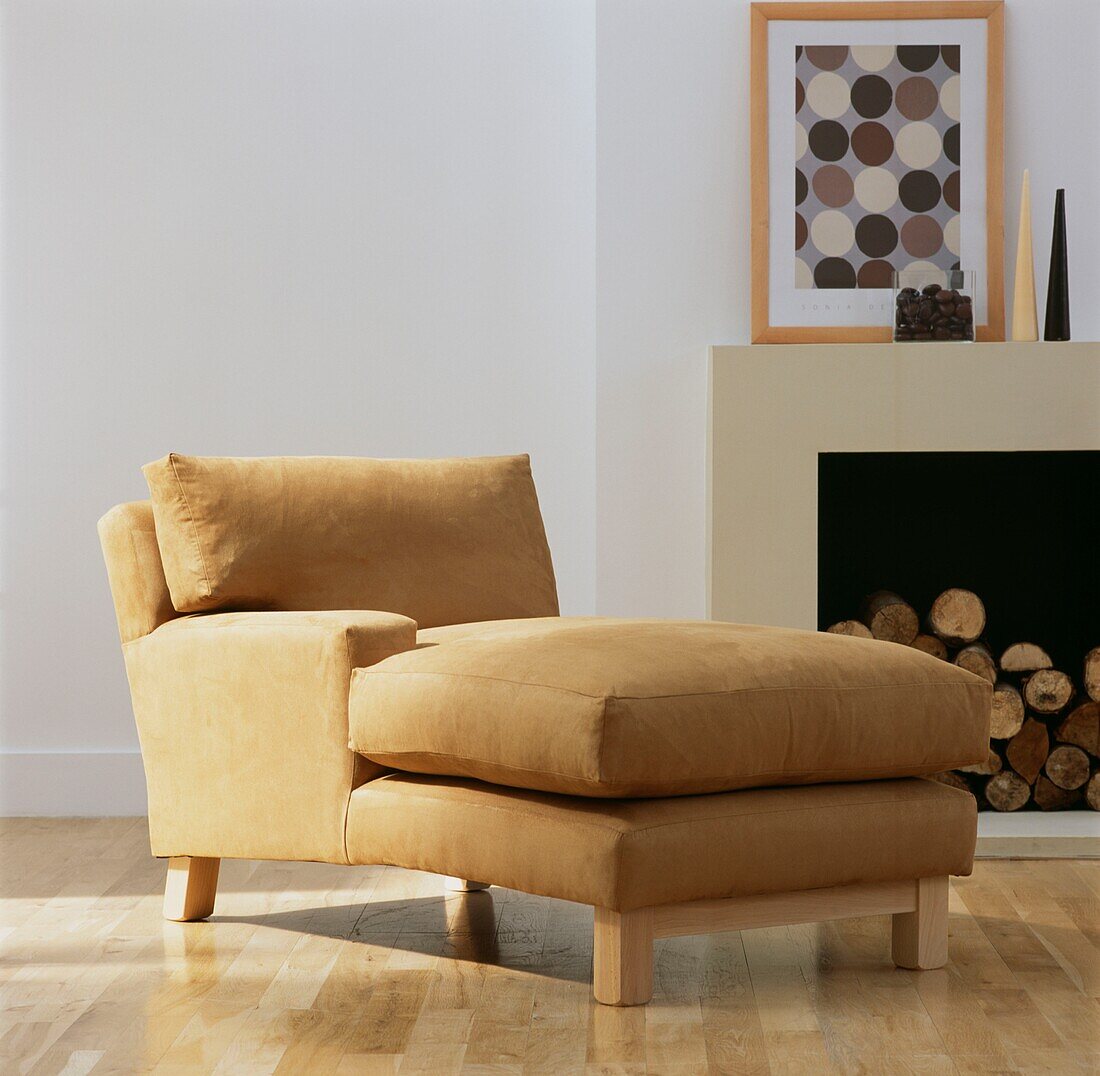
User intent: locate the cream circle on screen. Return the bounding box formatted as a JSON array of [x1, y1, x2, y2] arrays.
[[854, 167, 899, 212], [850, 45, 894, 72], [806, 71, 850, 119], [896, 122, 941, 168], [904, 260, 940, 275], [795, 121, 808, 160], [795, 258, 814, 289], [944, 214, 961, 255], [940, 75, 961, 121], [810, 210, 855, 257]]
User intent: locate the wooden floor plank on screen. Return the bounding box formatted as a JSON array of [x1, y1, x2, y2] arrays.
[[1, 819, 1097, 1074]]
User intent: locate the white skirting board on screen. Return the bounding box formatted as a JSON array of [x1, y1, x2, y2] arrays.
[[976, 811, 1100, 859], [0, 751, 147, 816]]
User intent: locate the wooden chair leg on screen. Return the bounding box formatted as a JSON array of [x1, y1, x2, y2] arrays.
[[892, 876, 948, 969], [163, 856, 220, 922], [444, 877, 491, 893], [593, 906, 654, 1006]]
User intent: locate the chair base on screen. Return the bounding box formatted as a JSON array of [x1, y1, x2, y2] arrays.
[[161, 859, 948, 1004], [592, 876, 949, 1005]]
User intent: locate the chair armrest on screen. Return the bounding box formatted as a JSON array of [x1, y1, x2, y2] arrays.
[[123, 609, 417, 863]]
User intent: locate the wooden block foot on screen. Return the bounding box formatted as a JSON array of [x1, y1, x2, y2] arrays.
[[593, 906, 654, 1005], [892, 876, 948, 969], [444, 877, 490, 893], [163, 856, 220, 922]]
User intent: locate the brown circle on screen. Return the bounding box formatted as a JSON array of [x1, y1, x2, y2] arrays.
[[857, 259, 895, 288], [943, 170, 960, 211], [941, 45, 960, 72], [901, 214, 944, 257], [796, 168, 808, 205], [899, 170, 941, 212], [804, 46, 849, 71], [855, 214, 898, 258], [795, 213, 808, 250], [813, 256, 857, 288], [895, 76, 938, 120], [812, 164, 854, 207], [850, 75, 892, 119], [808, 120, 849, 162], [897, 45, 939, 72], [851, 122, 893, 166], [796, 78, 805, 113]]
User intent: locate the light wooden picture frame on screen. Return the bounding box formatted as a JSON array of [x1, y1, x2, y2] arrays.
[[751, 2, 1004, 343]]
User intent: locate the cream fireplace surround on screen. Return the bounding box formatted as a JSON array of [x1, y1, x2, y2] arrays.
[[707, 341, 1100, 853]]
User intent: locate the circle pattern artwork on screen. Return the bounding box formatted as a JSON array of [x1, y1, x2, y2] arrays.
[[851, 75, 892, 118], [804, 46, 849, 71], [899, 170, 941, 212], [854, 167, 898, 212], [808, 120, 849, 161], [944, 124, 960, 165], [806, 72, 850, 118], [856, 214, 898, 258], [814, 256, 857, 288], [812, 164, 854, 207], [900, 214, 944, 257], [897, 45, 939, 72], [795, 43, 961, 289], [857, 259, 895, 288], [851, 122, 893, 166], [810, 210, 856, 256], [943, 170, 960, 211], [895, 76, 938, 120], [896, 122, 941, 168], [851, 45, 894, 72]]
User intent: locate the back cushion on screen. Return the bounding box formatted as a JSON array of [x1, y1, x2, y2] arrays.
[[143, 454, 559, 627]]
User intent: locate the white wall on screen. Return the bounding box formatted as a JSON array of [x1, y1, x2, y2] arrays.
[[0, 0, 597, 813], [3, 0, 1097, 813], [594, 0, 1100, 619]]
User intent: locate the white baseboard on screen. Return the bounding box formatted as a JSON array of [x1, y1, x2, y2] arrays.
[[976, 811, 1100, 859], [0, 751, 147, 816]]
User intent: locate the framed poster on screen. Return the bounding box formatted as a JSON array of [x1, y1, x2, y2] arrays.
[[750, 2, 1004, 342]]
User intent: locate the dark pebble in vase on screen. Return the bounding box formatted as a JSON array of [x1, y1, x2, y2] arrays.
[[895, 283, 973, 341]]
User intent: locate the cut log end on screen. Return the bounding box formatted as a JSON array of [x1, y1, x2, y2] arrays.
[[1000, 642, 1053, 674], [985, 771, 1031, 812], [1057, 701, 1100, 756], [859, 591, 919, 645], [826, 620, 873, 639], [1084, 647, 1100, 703], [1006, 718, 1049, 785], [910, 633, 949, 661], [927, 588, 986, 646], [955, 643, 997, 685], [958, 749, 1003, 777], [1045, 745, 1091, 791], [1023, 669, 1074, 714], [1033, 775, 1082, 811], [990, 683, 1025, 740], [926, 771, 973, 795], [1086, 772, 1100, 812]]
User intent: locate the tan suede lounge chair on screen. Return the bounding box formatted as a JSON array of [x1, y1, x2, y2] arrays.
[[99, 454, 990, 1005]]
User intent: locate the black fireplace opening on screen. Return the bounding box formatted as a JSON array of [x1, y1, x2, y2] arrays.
[[817, 451, 1099, 674]]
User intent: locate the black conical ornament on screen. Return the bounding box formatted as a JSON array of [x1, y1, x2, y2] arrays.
[[1043, 188, 1070, 341]]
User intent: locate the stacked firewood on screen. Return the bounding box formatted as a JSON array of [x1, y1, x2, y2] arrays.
[[827, 588, 1100, 812]]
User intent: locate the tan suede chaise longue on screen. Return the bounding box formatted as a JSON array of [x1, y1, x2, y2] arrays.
[[99, 454, 990, 1005]]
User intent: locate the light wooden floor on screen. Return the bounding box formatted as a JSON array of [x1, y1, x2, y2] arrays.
[[2, 820, 1098, 1074]]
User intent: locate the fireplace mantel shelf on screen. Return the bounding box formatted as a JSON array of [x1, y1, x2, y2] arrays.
[[707, 341, 1100, 852]]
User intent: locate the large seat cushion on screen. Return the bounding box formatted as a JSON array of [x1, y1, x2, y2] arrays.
[[349, 617, 991, 798], [347, 774, 977, 911], [142, 454, 558, 627]]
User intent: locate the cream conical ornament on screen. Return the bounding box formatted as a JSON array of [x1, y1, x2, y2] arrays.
[[1012, 170, 1038, 340]]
